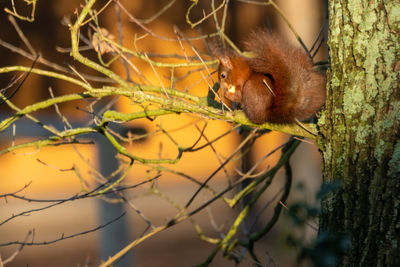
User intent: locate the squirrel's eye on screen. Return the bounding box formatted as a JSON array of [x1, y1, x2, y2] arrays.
[[220, 72, 226, 79]]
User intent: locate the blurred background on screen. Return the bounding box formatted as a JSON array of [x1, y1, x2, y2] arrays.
[[0, 0, 327, 266]]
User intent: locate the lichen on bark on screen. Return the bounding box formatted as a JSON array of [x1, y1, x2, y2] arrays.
[[318, 0, 400, 266]]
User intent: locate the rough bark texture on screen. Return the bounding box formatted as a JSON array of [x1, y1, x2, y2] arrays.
[[318, 1, 400, 266]]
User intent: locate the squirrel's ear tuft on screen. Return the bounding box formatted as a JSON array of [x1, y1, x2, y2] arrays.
[[207, 36, 231, 57], [219, 55, 232, 68], [207, 37, 222, 56]]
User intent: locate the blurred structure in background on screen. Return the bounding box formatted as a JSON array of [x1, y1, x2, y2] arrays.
[[0, 1, 327, 266]]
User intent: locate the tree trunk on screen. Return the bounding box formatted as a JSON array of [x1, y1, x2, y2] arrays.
[[318, 1, 400, 266]]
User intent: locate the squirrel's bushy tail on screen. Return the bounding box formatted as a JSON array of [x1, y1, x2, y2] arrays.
[[244, 29, 326, 121]]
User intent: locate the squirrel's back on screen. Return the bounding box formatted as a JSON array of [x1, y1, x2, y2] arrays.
[[244, 29, 326, 122]]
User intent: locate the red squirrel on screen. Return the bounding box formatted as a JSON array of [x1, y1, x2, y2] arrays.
[[211, 29, 326, 124]]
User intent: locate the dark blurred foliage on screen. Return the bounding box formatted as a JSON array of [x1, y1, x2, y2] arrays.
[[285, 181, 351, 267], [299, 231, 351, 267]]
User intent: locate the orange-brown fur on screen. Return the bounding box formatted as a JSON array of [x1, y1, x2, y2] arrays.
[[211, 29, 326, 124]]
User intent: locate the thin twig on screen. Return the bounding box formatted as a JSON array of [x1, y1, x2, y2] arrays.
[[0, 54, 39, 105], [0, 213, 126, 247]]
